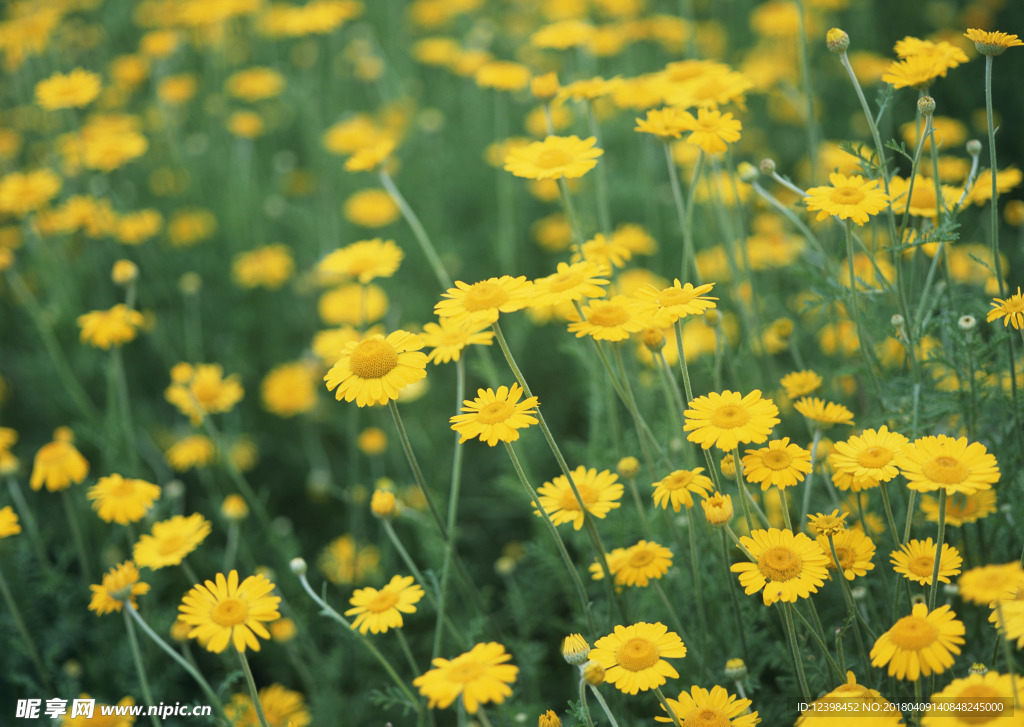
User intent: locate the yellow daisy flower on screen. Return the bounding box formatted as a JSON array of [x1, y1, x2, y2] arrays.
[[896, 434, 1000, 495], [225, 684, 312, 727], [178, 570, 281, 653], [231, 245, 294, 290], [684, 390, 780, 451], [731, 528, 830, 605], [817, 527, 876, 581], [701, 492, 734, 526], [922, 672, 1020, 727], [808, 509, 848, 537], [958, 563, 1024, 606], [803, 173, 890, 226], [870, 603, 965, 681], [656, 684, 758, 727], [588, 622, 687, 695], [529, 261, 610, 308], [133, 513, 212, 570], [920, 490, 996, 527], [829, 426, 908, 482], [615, 540, 673, 587], [535, 466, 623, 530], [88, 561, 149, 616], [30, 428, 89, 492], [87, 474, 161, 525], [890, 538, 962, 586], [261, 361, 319, 418], [421, 318, 494, 364], [0, 505, 21, 539], [964, 28, 1024, 56], [682, 107, 742, 155], [323, 330, 428, 407], [165, 363, 244, 426], [77, 304, 145, 349], [318, 238, 404, 284], [742, 437, 812, 491], [35, 68, 102, 110], [435, 276, 534, 326], [503, 135, 603, 180], [780, 370, 822, 399], [413, 642, 518, 713], [793, 397, 855, 427], [567, 295, 647, 341], [986, 287, 1024, 330], [165, 434, 216, 471], [632, 280, 717, 326], [345, 574, 424, 634], [449, 384, 539, 446], [796, 671, 904, 725], [634, 107, 692, 140], [651, 468, 713, 511]]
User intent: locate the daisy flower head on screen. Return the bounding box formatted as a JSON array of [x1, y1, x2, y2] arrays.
[[133, 513, 212, 569], [529, 260, 610, 308], [701, 492, 734, 526], [562, 633, 591, 665], [345, 574, 424, 635], [165, 363, 244, 426], [656, 684, 758, 727], [682, 107, 742, 155], [958, 563, 1024, 606], [590, 547, 629, 582], [0, 506, 21, 539], [920, 490, 996, 527], [922, 672, 1020, 727], [634, 107, 692, 140], [817, 527, 876, 581], [35, 68, 102, 110], [573, 233, 633, 270], [731, 528, 830, 605], [684, 390, 780, 451], [178, 570, 281, 653], [808, 509, 848, 537], [742, 437, 812, 491], [317, 238, 403, 284], [89, 561, 149, 615], [651, 468, 713, 511], [830, 426, 909, 483], [449, 384, 539, 446], [413, 642, 518, 713], [503, 135, 603, 180], [535, 466, 623, 530], [615, 540, 673, 587], [870, 603, 965, 681], [421, 318, 494, 365], [588, 622, 686, 695], [890, 538, 962, 586], [87, 474, 161, 525], [780, 370, 822, 399], [567, 295, 647, 341], [225, 684, 311, 727], [435, 276, 533, 326], [896, 435, 999, 496], [990, 585, 1024, 650], [794, 397, 854, 428], [324, 330, 428, 407], [797, 671, 904, 725], [77, 304, 145, 349], [986, 287, 1024, 330], [804, 173, 890, 226], [633, 280, 717, 326], [965, 29, 1024, 56], [30, 427, 89, 492]]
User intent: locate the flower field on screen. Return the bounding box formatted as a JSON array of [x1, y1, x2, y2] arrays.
[[2, 1, 1024, 725]]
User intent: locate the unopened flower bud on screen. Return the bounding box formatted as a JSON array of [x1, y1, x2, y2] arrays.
[[917, 96, 935, 117], [724, 658, 747, 680], [179, 271, 201, 294], [737, 162, 758, 182], [582, 661, 605, 686], [967, 139, 982, 157], [641, 327, 666, 351], [562, 633, 591, 665], [826, 28, 850, 53], [616, 456, 640, 479], [289, 557, 308, 576], [890, 314, 905, 330], [759, 158, 776, 175], [969, 663, 988, 676], [719, 453, 736, 477], [701, 492, 734, 526], [539, 710, 561, 727], [371, 489, 397, 519], [958, 315, 976, 332], [704, 308, 722, 326], [111, 259, 138, 285]]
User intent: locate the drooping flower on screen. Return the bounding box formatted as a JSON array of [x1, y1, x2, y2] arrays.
[[588, 622, 686, 695], [30, 428, 89, 492], [503, 135, 603, 180], [450, 384, 539, 446], [535, 466, 623, 530], [178, 570, 281, 653], [684, 390, 780, 451], [133, 513, 212, 569], [323, 331, 428, 407], [731, 528, 830, 605], [89, 561, 150, 615], [803, 173, 890, 226], [0, 506, 21, 539], [793, 397, 855, 427], [345, 574, 424, 635], [869, 603, 965, 681], [413, 642, 518, 713]]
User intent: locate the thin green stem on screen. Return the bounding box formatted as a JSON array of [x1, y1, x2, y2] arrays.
[[879, 484, 902, 550], [62, 490, 91, 582], [110, 347, 140, 471], [388, 400, 448, 539], [238, 649, 271, 727], [379, 169, 451, 290], [778, 485, 794, 531], [578, 675, 596, 727], [794, 600, 845, 682], [844, 219, 882, 393], [732, 447, 768, 531], [903, 490, 917, 544], [395, 628, 421, 676], [664, 143, 703, 283], [6, 478, 51, 570], [720, 530, 751, 663], [782, 603, 812, 703], [124, 609, 162, 727], [587, 101, 612, 234], [793, 0, 818, 180], [588, 683, 621, 727], [928, 490, 947, 611], [826, 534, 873, 669], [435, 357, 466, 659], [654, 686, 684, 727]]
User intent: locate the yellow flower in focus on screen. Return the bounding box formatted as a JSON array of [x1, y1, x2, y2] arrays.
[[964, 28, 1024, 56], [345, 574, 424, 634], [890, 538, 962, 586], [870, 603, 964, 681], [450, 384, 539, 446], [435, 276, 533, 326], [742, 437, 812, 491], [535, 466, 623, 530], [567, 295, 647, 341], [651, 468, 712, 511], [803, 173, 890, 225], [634, 107, 692, 140], [796, 671, 903, 726], [655, 684, 758, 727], [793, 397, 854, 427], [35, 68, 102, 110], [77, 304, 145, 349], [504, 135, 603, 180], [807, 509, 847, 537], [896, 434, 999, 496], [87, 474, 161, 525], [165, 363, 244, 426], [684, 390, 780, 451], [682, 107, 742, 155], [31, 428, 88, 492], [133, 513, 212, 569], [730, 528, 830, 605], [817, 528, 875, 581], [701, 492, 734, 526], [829, 426, 908, 482], [615, 540, 673, 587], [413, 642, 518, 713], [987, 287, 1024, 330], [633, 280, 717, 326], [89, 561, 149, 615], [588, 622, 686, 695], [178, 570, 281, 653], [323, 331, 427, 408]]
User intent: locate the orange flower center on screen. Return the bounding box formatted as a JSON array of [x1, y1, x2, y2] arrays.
[[830, 187, 865, 205], [536, 148, 573, 169], [758, 546, 802, 582], [211, 597, 248, 627], [464, 281, 508, 311], [628, 548, 655, 568], [710, 404, 750, 430], [588, 303, 629, 328], [476, 400, 514, 424], [366, 589, 399, 613], [858, 446, 893, 469], [909, 555, 935, 578], [761, 449, 793, 470], [446, 659, 484, 683], [616, 637, 659, 672], [887, 614, 938, 650], [349, 339, 399, 379], [921, 455, 969, 485], [683, 707, 731, 727]]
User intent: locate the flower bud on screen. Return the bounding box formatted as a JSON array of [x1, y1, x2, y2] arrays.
[[111, 259, 139, 285], [890, 314, 905, 330], [969, 663, 988, 676], [562, 633, 591, 665], [371, 489, 397, 519], [289, 557, 308, 576], [826, 28, 850, 53], [641, 327, 666, 351], [917, 96, 935, 117], [958, 315, 976, 332], [724, 658, 747, 680], [719, 453, 736, 478], [759, 158, 776, 175], [582, 661, 605, 686], [967, 139, 982, 157], [616, 456, 640, 479], [221, 494, 249, 521], [737, 162, 759, 182]]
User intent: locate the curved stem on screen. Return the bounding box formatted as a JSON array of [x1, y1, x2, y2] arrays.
[[388, 400, 447, 539], [123, 609, 161, 727], [238, 649, 271, 727], [379, 169, 451, 290]]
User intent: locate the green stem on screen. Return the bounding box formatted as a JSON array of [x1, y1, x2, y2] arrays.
[[790, 602, 844, 682], [379, 169, 451, 290], [778, 485, 794, 531], [793, 0, 818, 179], [782, 603, 812, 702], [578, 675, 596, 727], [732, 446, 768, 531], [238, 649, 271, 727], [435, 357, 466, 659], [654, 686, 683, 727], [588, 683, 621, 727], [903, 490, 917, 544], [0, 561, 53, 692], [927, 490, 947, 611], [720, 530, 751, 662], [388, 400, 448, 540], [124, 608, 162, 727], [843, 219, 882, 393], [879, 484, 902, 550], [664, 143, 703, 283], [395, 628, 421, 676], [110, 347, 140, 471], [6, 478, 51, 571], [827, 534, 873, 668], [587, 101, 611, 234], [62, 489, 91, 582]]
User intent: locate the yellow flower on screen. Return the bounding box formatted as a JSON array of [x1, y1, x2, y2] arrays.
[[225, 67, 285, 101], [0, 505, 22, 539], [345, 574, 424, 634], [796, 671, 904, 725], [450, 384, 539, 446], [178, 570, 281, 653], [0, 169, 62, 217], [567, 295, 647, 341], [318, 238, 403, 284], [503, 135, 603, 180], [987, 287, 1024, 330], [413, 642, 518, 713], [615, 540, 673, 587], [923, 671, 1020, 727], [562, 633, 591, 665], [323, 330, 427, 407], [539, 709, 561, 727], [780, 370, 822, 399], [684, 390, 781, 451], [227, 111, 264, 139], [357, 427, 388, 456], [817, 528, 875, 581], [232, 245, 295, 289], [529, 261, 610, 309], [958, 563, 1024, 606], [731, 528, 830, 605], [344, 138, 396, 172], [435, 276, 533, 326], [803, 173, 890, 225], [829, 426, 908, 482], [261, 361, 319, 417], [31, 428, 89, 492], [225, 684, 312, 727], [535, 466, 623, 530], [343, 188, 400, 228], [632, 280, 717, 326], [318, 534, 380, 585], [651, 468, 713, 511], [896, 434, 999, 495], [35, 68, 102, 110], [116, 209, 162, 245], [742, 437, 812, 490], [807, 509, 848, 537], [165, 434, 216, 471], [634, 107, 692, 140], [701, 492, 734, 526], [421, 318, 494, 365], [682, 107, 742, 155], [89, 561, 149, 615], [964, 28, 1024, 56], [870, 603, 965, 681], [890, 538, 962, 586], [920, 490, 996, 527], [588, 622, 686, 695], [133, 513, 212, 569], [77, 304, 145, 349], [87, 474, 161, 525], [656, 685, 758, 727], [165, 363, 244, 426], [793, 397, 855, 427], [475, 60, 532, 91]]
